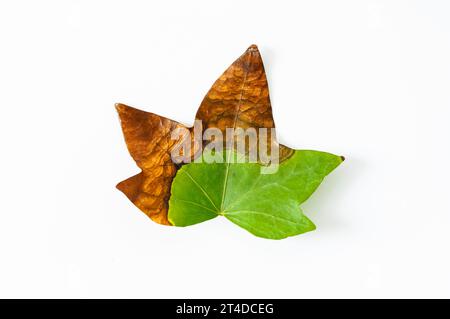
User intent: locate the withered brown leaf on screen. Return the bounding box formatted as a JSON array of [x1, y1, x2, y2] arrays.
[[116, 44, 293, 225]]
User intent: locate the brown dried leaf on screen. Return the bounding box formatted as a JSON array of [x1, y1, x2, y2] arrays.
[[115, 104, 185, 225], [196, 44, 293, 160]]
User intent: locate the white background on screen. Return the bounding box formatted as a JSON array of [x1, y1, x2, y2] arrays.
[[1, 0, 449, 298]]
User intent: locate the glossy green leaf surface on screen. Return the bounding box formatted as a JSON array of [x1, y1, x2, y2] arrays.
[[168, 150, 343, 239]]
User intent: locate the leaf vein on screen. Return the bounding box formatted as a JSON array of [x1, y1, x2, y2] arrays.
[[224, 209, 303, 226], [181, 170, 219, 211], [171, 198, 218, 214]]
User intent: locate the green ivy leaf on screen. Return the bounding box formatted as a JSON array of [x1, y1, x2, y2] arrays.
[[168, 150, 343, 239]]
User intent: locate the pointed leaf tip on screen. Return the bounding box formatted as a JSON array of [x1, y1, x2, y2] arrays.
[[247, 44, 259, 51], [115, 103, 127, 113]]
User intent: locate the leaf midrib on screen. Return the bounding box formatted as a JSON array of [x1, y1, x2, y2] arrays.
[[219, 51, 252, 212]]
